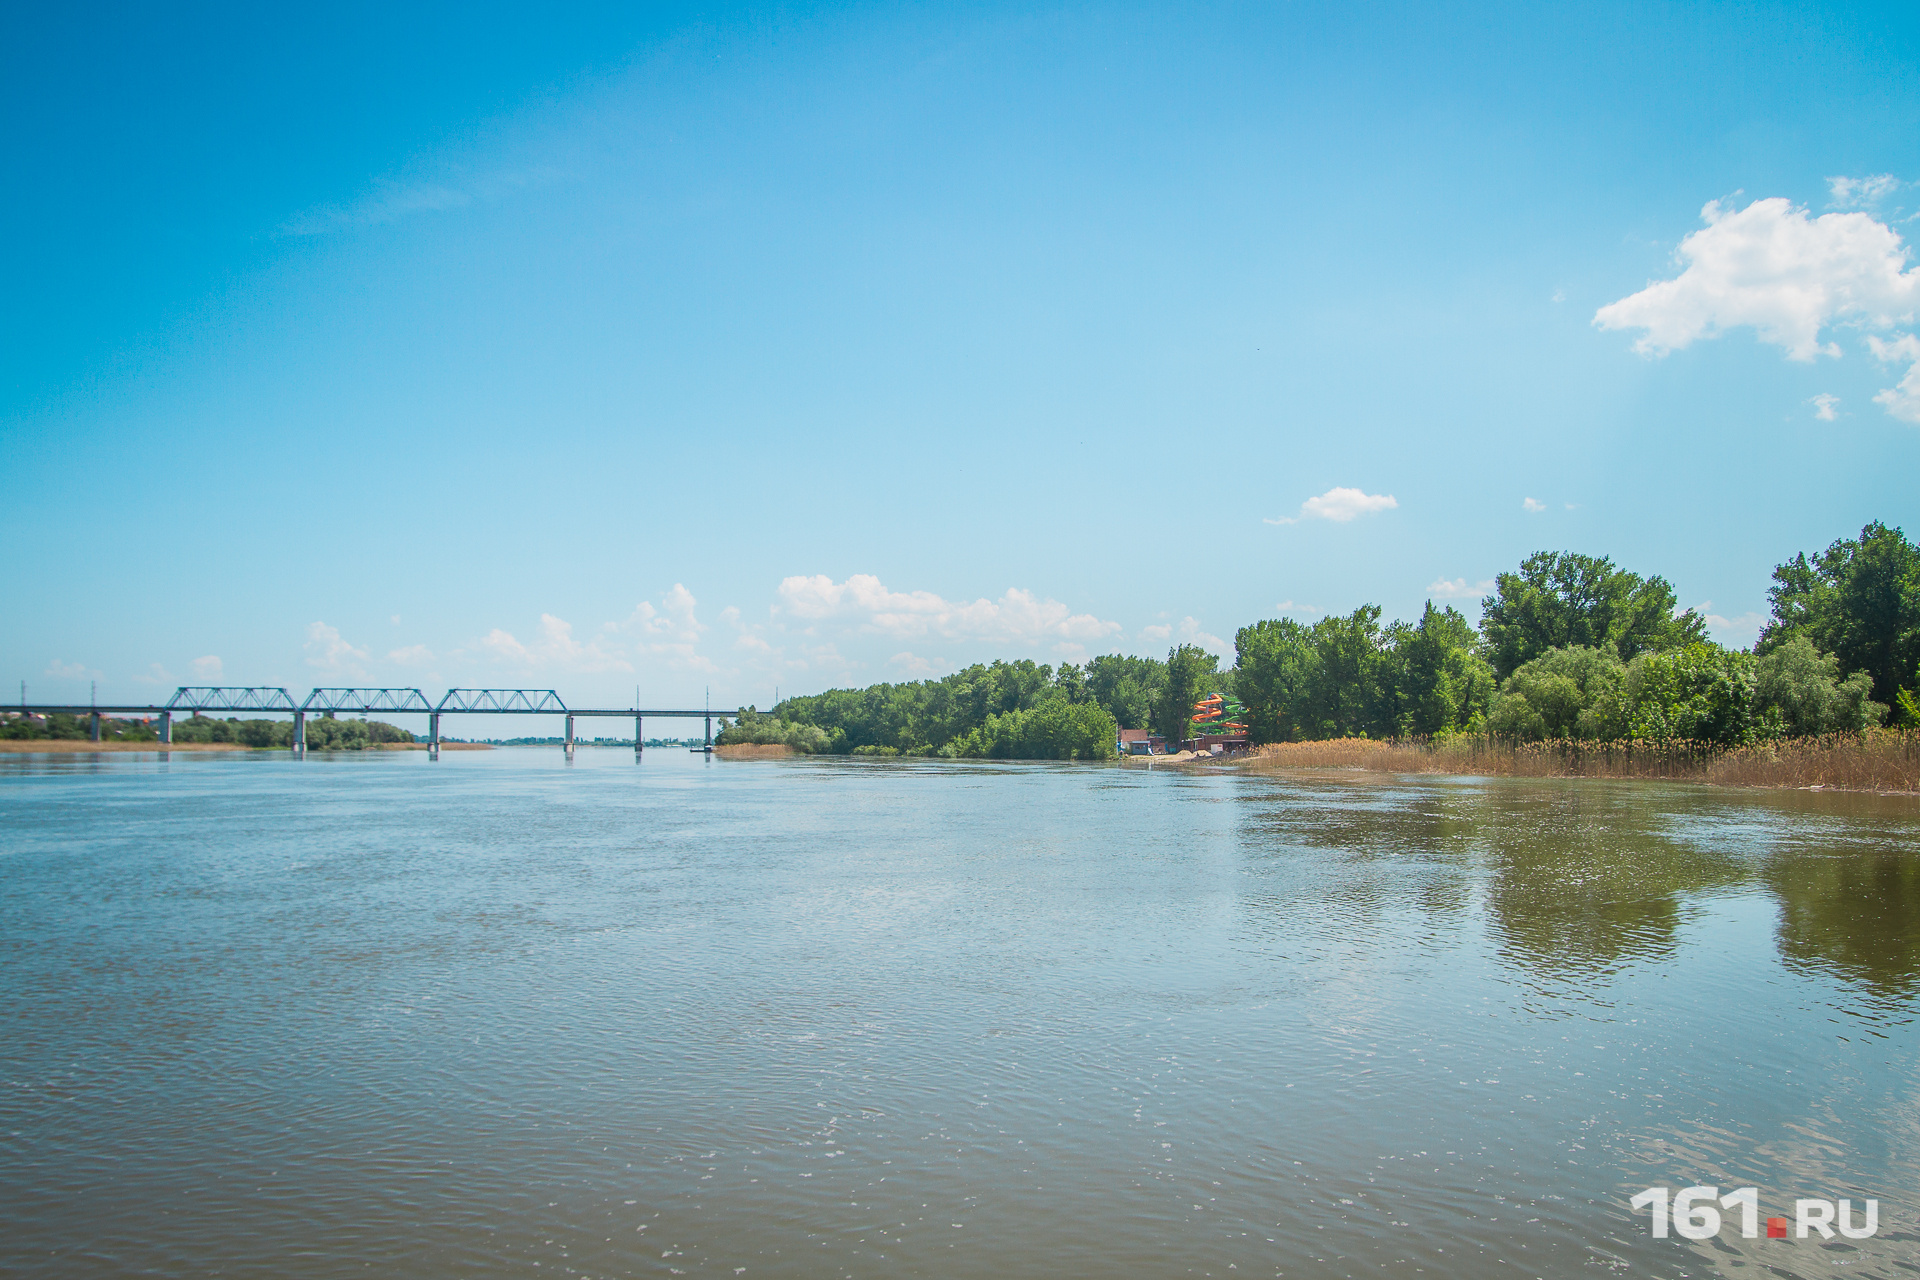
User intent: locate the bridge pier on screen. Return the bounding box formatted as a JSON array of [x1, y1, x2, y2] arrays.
[[634, 714, 643, 759], [564, 714, 575, 758], [428, 712, 440, 760], [90, 711, 100, 742], [158, 711, 171, 744], [292, 711, 305, 757]]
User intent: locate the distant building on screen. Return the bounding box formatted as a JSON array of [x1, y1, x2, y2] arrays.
[[1182, 733, 1250, 755], [1118, 728, 1167, 755]]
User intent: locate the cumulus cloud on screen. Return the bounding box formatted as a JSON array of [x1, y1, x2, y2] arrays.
[[1828, 174, 1900, 209], [1428, 577, 1493, 599], [132, 663, 173, 686], [1264, 486, 1399, 525], [1869, 333, 1920, 422], [1697, 602, 1768, 646], [387, 644, 435, 667], [1594, 197, 1920, 361], [1522, 497, 1547, 513], [303, 622, 370, 678], [1810, 393, 1840, 421], [775, 574, 1121, 645], [890, 652, 944, 676], [42, 659, 91, 680], [191, 655, 223, 679], [610, 584, 716, 673], [474, 614, 634, 675]]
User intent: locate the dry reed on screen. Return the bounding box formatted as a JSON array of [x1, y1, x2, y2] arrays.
[[1232, 730, 1919, 794], [714, 743, 793, 759]]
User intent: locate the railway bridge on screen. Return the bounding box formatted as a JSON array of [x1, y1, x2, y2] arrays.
[[11, 686, 737, 759]]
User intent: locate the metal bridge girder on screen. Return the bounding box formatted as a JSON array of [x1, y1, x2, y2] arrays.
[[165, 686, 298, 713], [435, 688, 568, 714], [301, 687, 433, 714]]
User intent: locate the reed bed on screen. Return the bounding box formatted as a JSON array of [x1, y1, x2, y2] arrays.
[[1233, 730, 1920, 793], [714, 742, 793, 759]]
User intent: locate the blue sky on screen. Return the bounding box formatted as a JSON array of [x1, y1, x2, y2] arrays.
[[5, 0, 1919, 710]]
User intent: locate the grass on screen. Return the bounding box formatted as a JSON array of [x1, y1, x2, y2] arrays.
[[1225, 730, 1920, 794]]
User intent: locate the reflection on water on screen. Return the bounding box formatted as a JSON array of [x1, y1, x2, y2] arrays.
[[1771, 849, 1920, 1003], [0, 749, 1916, 1278]]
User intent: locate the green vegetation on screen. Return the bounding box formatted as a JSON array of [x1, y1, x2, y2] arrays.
[[1479, 551, 1708, 679], [1, 712, 158, 741], [1759, 520, 1920, 709], [731, 521, 1915, 760], [716, 659, 1120, 759], [0, 712, 416, 748]]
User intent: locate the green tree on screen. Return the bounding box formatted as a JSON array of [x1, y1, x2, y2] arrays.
[[1759, 521, 1920, 707], [1479, 551, 1706, 680], [1235, 617, 1317, 743], [1154, 644, 1218, 744], [1624, 643, 1756, 746], [1486, 646, 1627, 740], [1084, 653, 1167, 731], [1302, 606, 1384, 737], [1751, 635, 1885, 736], [1391, 603, 1496, 737]]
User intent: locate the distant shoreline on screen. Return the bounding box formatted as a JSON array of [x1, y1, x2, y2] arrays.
[[0, 740, 494, 754]]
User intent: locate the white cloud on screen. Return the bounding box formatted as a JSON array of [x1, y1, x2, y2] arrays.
[[1869, 333, 1920, 422], [279, 168, 553, 236], [132, 662, 172, 686], [1810, 392, 1840, 421], [1139, 623, 1172, 642], [387, 645, 435, 667], [1174, 616, 1229, 655], [1522, 497, 1547, 513], [608, 584, 717, 673], [774, 574, 1121, 645], [1828, 174, 1900, 209], [190, 655, 223, 679], [303, 622, 370, 679], [1701, 605, 1767, 645], [42, 659, 90, 680], [1594, 197, 1920, 361], [473, 613, 634, 675], [1264, 486, 1399, 525], [1272, 600, 1324, 615], [1428, 577, 1493, 599], [890, 652, 944, 676]]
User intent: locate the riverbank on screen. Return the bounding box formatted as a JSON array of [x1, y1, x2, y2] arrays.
[[0, 740, 493, 753], [1136, 730, 1920, 794]]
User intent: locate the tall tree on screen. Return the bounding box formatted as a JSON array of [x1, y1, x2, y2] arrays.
[[1393, 602, 1496, 736], [1760, 521, 1920, 707], [1236, 617, 1317, 743], [1154, 644, 1218, 744], [1479, 551, 1706, 679]]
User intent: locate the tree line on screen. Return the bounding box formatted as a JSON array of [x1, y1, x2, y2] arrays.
[[721, 521, 1919, 758], [0, 714, 417, 748]]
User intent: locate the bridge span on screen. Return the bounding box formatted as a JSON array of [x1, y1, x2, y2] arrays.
[[11, 686, 744, 759]]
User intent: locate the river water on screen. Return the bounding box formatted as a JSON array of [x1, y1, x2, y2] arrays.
[[1, 747, 1917, 1278]]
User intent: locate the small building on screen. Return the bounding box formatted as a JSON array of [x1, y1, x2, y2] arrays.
[[1182, 733, 1251, 755], [1118, 728, 1167, 755]]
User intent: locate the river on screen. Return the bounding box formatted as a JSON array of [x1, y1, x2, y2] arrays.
[[1, 747, 1916, 1277]]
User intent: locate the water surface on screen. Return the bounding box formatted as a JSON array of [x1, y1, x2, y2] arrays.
[[2, 748, 1917, 1277]]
